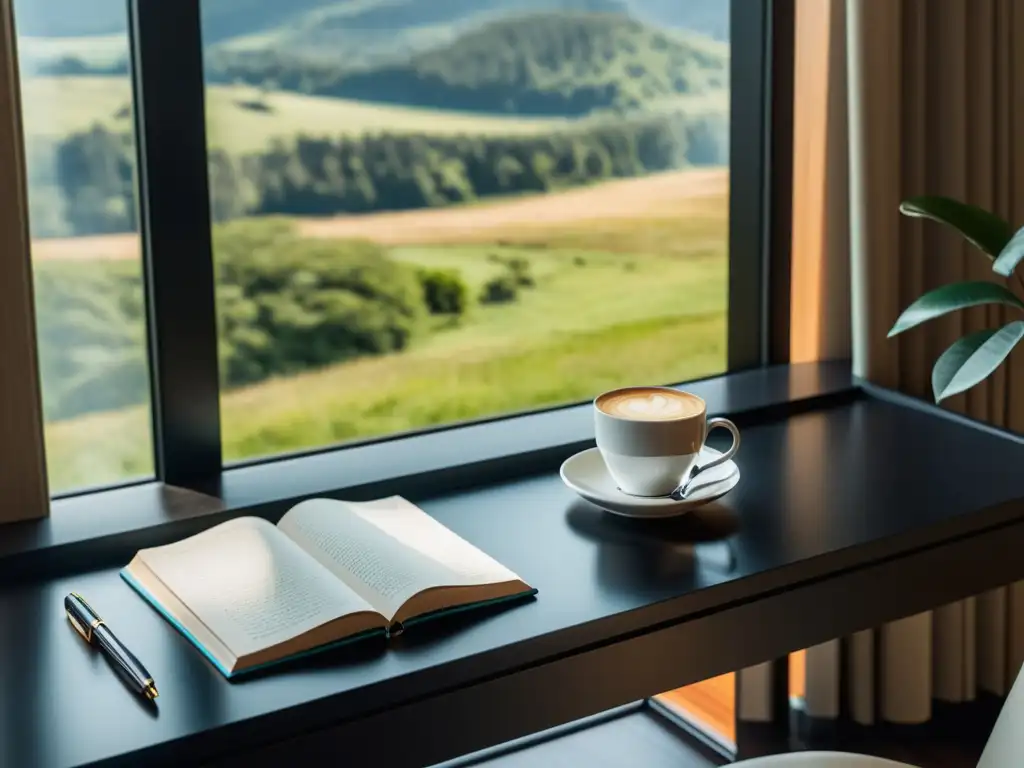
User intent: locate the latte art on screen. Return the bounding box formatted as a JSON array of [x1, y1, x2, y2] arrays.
[[597, 388, 703, 421]]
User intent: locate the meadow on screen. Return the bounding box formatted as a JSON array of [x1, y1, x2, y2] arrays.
[[42, 172, 728, 492], [20, 76, 575, 150], [21, 75, 727, 153]]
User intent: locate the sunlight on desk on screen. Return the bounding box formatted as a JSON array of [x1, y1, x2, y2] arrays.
[[653, 650, 806, 746]]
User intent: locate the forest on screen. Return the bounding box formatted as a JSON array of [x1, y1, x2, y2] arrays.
[[205, 12, 728, 115], [27, 109, 726, 238]]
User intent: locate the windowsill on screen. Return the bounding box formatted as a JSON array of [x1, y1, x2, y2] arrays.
[[0, 362, 855, 582], [9, 371, 1024, 768]]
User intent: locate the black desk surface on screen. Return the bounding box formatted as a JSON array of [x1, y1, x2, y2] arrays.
[[2, 392, 1024, 768]]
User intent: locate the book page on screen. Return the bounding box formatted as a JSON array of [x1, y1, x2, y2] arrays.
[[279, 499, 462, 620], [278, 498, 527, 622], [136, 517, 377, 658], [349, 497, 520, 584]]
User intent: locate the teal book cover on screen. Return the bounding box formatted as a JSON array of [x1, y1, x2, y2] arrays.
[[121, 568, 536, 679]]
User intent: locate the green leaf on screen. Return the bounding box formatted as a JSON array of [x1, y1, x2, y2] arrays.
[[932, 321, 1024, 402], [992, 225, 1024, 277], [900, 196, 1014, 258], [888, 281, 1024, 337]]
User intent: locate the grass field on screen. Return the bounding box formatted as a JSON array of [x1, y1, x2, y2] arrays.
[[21, 75, 727, 152], [32, 168, 726, 261], [41, 171, 728, 492]]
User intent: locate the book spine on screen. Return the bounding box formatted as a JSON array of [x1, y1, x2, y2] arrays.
[[932, 599, 976, 702], [880, 612, 932, 724], [1009, 581, 1024, 687], [964, 596, 977, 701], [847, 629, 875, 725], [803, 639, 840, 718], [977, 587, 1008, 696], [737, 662, 774, 722]]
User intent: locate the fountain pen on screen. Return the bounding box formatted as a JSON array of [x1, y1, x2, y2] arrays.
[[65, 592, 159, 700]]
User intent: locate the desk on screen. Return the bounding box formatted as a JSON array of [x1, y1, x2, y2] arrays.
[[2, 389, 1024, 767]]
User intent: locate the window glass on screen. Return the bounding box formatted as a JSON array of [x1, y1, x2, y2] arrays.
[[13, 0, 154, 493], [204, 1, 731, 461]]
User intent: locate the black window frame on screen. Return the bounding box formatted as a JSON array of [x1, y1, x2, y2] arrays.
[[11, 0, 790, 531], [110, 0, 784, 496], [0, 0, 797, 580]]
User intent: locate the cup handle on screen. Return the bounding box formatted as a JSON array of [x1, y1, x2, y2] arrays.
[[699, 417, 740, 472]]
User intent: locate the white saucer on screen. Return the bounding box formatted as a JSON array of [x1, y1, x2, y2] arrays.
[[559, 446, 740, 519]]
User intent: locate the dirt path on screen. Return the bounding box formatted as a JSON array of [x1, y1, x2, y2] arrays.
[[298, 168, 727, 245], [30, 168, 728, 261]]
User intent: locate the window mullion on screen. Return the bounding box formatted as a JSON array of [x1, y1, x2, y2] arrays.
[[129, 0, 222, 488], [727, 0, 773, 371]]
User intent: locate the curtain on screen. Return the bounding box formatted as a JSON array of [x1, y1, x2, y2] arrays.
[[790, 0, 851, 365], [778, 0, 1024, 726], [0, 0, 49, 523]]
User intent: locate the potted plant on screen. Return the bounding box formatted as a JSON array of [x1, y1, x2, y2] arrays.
[[888, 197, 1024, 402]]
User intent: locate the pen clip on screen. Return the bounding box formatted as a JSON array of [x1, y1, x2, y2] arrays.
[[66, 610, 92, 643]]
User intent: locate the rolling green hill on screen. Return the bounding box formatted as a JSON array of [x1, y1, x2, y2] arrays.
[[13, 0, 727, 41], [14, 0, 728, 74], [213, 0, 629, 64], [211, 12, 729, 116], [19, 77, 575, 148]]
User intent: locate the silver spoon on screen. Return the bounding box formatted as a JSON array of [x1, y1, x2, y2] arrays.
[[670, 463, 705, 501]]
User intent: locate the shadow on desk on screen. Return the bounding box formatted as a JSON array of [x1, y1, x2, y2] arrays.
[[565, 500, 739, 593], [189, 592, 538, 681], [238, 635, 390, 681], [393, 594, 539, 652]]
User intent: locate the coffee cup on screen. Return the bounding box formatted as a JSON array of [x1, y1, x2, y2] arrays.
[[593, 386, 740, 497]]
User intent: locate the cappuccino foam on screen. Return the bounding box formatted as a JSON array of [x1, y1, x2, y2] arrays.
[[597, 388, 703, 421]]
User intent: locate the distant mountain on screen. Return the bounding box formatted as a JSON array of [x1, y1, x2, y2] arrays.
[[210, 12, 729, 117], [12, 0, 124, 38], [629, 0, 729, 40], [215, 0, 635, 65], [13, 0, 728, 43], [10, 0, 337, 39], [292, 0, 629, 33]]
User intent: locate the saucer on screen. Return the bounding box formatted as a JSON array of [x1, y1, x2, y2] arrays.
[[559, 446, 740, 519]]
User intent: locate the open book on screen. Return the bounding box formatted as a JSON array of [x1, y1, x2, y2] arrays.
[[121, 496, 535, 678]]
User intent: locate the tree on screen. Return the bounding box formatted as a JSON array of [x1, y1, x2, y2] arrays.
[[419, 269, 469, 316], [214, 221, 429, 385], [480, 275, 518, 305]]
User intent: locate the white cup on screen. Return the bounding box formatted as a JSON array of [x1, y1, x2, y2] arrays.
[[593, 386, 740, 497]]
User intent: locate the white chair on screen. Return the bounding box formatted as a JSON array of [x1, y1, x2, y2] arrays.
[[733, 664, 1024, 767]]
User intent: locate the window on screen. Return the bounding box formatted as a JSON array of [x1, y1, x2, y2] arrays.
[[12, 0, 154, 493], [203, 1, 731, 462], [6, 0, 770, 494]]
